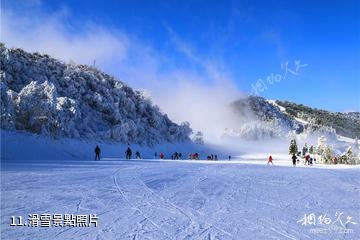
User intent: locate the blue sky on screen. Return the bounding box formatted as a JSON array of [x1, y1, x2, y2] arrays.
[[2, 0, 360, 112]]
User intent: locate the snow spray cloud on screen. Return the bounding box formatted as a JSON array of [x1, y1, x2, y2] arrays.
[[151, 71, 244, 143], [135, 26, 247, 144], [1, 2, 247, 144]]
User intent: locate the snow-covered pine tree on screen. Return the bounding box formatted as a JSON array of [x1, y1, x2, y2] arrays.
[[316, 136, 327, 163], [289, 139, 298, 155], [322, 146, 333, 164]]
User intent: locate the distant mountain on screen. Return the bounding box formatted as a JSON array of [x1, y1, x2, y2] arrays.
[[0, 44, 192, 145], [274, 100, 360, 138], [228, 96, 360, 140]]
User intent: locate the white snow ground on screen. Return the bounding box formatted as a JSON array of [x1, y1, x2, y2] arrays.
[[1, 132, 360, 239]]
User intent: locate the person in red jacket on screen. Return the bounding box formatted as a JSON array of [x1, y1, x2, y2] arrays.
[[160, 152, 164, 159], [267, 155, 273, 165], [305, 154, 310, 165]]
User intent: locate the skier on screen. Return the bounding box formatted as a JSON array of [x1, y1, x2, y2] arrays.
[[125, 147, 132, 160], [292, 154, 297, 166], [135, 151, 141, 159], [214, 155, 218, 161], [179, 153, 182, 159], [267, 155, 273, 165], [154, 152, 157, 159], [228, 155, 231, 161], [95, 145, 101, 161], [160, 152, 164, 159], [305, 155, 310, 165]]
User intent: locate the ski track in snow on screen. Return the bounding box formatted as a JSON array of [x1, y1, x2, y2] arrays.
[[112, 167, 172, 239], [1, 159, 360, 240]]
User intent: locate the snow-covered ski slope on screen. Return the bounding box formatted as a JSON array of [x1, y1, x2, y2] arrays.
[[2, 158, 359, 239], [1, 131, 360, 239]]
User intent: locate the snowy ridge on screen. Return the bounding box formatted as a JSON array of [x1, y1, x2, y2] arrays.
[[266, 99, 286, 112], [0, 44, 192, 145], [227, 96, 359, 141], [229, 96, 303, 140], [267, 99, 309, 125], [275, 99, 360, 139]]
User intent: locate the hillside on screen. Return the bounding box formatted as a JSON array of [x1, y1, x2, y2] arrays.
[[276, 100, 360, 139], [229, 96, 360, 140], [0, 44, 192, 145]]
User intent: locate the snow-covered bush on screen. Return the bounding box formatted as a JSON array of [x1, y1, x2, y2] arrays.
[[321, 146, 333, 164], [339, 146, 360, 165], [56, 96, 80, 137], [312, 135, 360, 165], [0, 44, 192, 145]]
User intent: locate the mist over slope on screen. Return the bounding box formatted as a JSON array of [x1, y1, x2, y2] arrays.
[[228, 96, 360, 141], [0, 44, 192, 145]]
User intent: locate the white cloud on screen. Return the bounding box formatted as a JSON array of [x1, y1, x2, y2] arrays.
[[1, 9, 129, 68]]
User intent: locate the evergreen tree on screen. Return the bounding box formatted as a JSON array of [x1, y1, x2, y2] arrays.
[[289, 139, 298, 155], [316, 136, 327, 163], [322, 146, 333, 164], [309, 145, 314, 154]]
